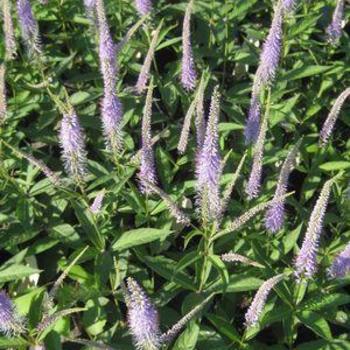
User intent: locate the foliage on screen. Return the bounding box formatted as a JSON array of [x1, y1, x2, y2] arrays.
[[0, 0, 349, 349]]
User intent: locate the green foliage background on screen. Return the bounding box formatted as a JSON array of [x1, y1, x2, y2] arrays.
[[0, 0, 350, 349]]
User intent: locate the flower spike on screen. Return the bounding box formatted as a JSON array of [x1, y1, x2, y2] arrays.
[[0, 64, 6, 125], [135, 23, 162, 94], [135, 0, 152, 17], [245, 274, 284, 327], [326, 0, 345, 44], [138, 80, 158, 194], [245, 112, 268, 200], [294, 175, 339, 280], [126, 278, 161, 350], [319, 87, 350, 146], [196, 85, 222, 222], [0, 291, 25, 335], [16, 0, 42, 55], [2, 0, 17, 60], [181, 0, 197, 91], [265, 138, 302, 233], [59, 106, 88, 184], [328, 242, 350, 278]]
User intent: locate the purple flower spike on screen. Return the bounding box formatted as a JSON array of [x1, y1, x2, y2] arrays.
[[95, 0, 117, 93], [326, 0, 344, 44], [328, 242, 350, 278], [126, 277, 161, 350], [265, 139, 301, 233], [90, 190, 105, 214], [138, 81, 158, 194], [245, 114, 268, 200], [181, 0, 197, 91], [196, 86, 222, 221], [16, 0, 41, 55], [282, 0, 296, 13], [245, 274, 284, 328], [101, 92, 123, 153], [244, 93, 261, 144], [0, 65, 6, 124], [135, 0, 152, 16], [319, 87, 350, 146], [59, 108, 88, 183], [265, 201, 285, 233], [294, 177, 337, 280], [0, 291, 25, 335], [2, 0, 17, 60], [257, 3, 283, 85], [83, 0, 96, 20], [136, 24, 161, 94]]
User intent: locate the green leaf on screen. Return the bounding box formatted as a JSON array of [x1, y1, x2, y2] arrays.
[[0, 337, 29, 348], [300, 293, 350, 312], [112, 228, 172, 252], [0, 264, 42, 283], [206, 274, 263, 294], [71, 201, 104, 250], [172, 320, 200, 350], [206, 314, 242, 345], [283, 65, 332, 81], [207, 255, 230, 289], [319, 161, 350, 171], [70, 91, 91, 105], [297, 311, 332, 340], [136, 253, 196, 291]]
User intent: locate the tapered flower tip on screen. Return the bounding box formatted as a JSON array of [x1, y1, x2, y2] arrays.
[[282, 0, 296, 13], [294, 176, 338, 280], [126, 278, 161, 350], [84, 0, 95, 8], [181, 0, 197, 91], [257, 3, 283, 84], [265, 200, 285, 233], [101, 92, 123, 153], [16, 0, 42, 55], [326, 0, 344, 44], [0, 291, 25, 335], [245, 274, 284, 327], [244, 95, 261, 144], [328, 242, 350, 279], [135, 0, 152, 16], [196, 86, 222, 221], [90, 190, 105, 214], [319, 87, 350, 146], [59, 109, 88, 182]]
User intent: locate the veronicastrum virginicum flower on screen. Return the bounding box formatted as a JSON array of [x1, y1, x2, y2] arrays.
[[135, 0, 152, 17], [326, 0, 345, 44], [138, 79, 158, 194], [17, 0, 42, 55], [246, 112, 268, 200], [0, 64, 6, 124], [319, 87, 350, 146], [59, 107, 88, 184], [135, 23, 162, 94], [181, 0, 197, 91], [126, 277, 161, 350], [294, 175, 339, 280], [0, 291, 25, 335], [178, 74, 206, 154], [327, 242, 350, 279], [2, 0, 17, 60], [265, 138, 302, 233], [245, 274, 284, 327], [196, 85, 222, 222]]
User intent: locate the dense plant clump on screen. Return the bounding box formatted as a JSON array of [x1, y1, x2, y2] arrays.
[[0, 0, 349, 349]]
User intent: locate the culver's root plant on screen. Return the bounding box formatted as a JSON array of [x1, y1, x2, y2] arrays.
[[0, 0, 349, 349]]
